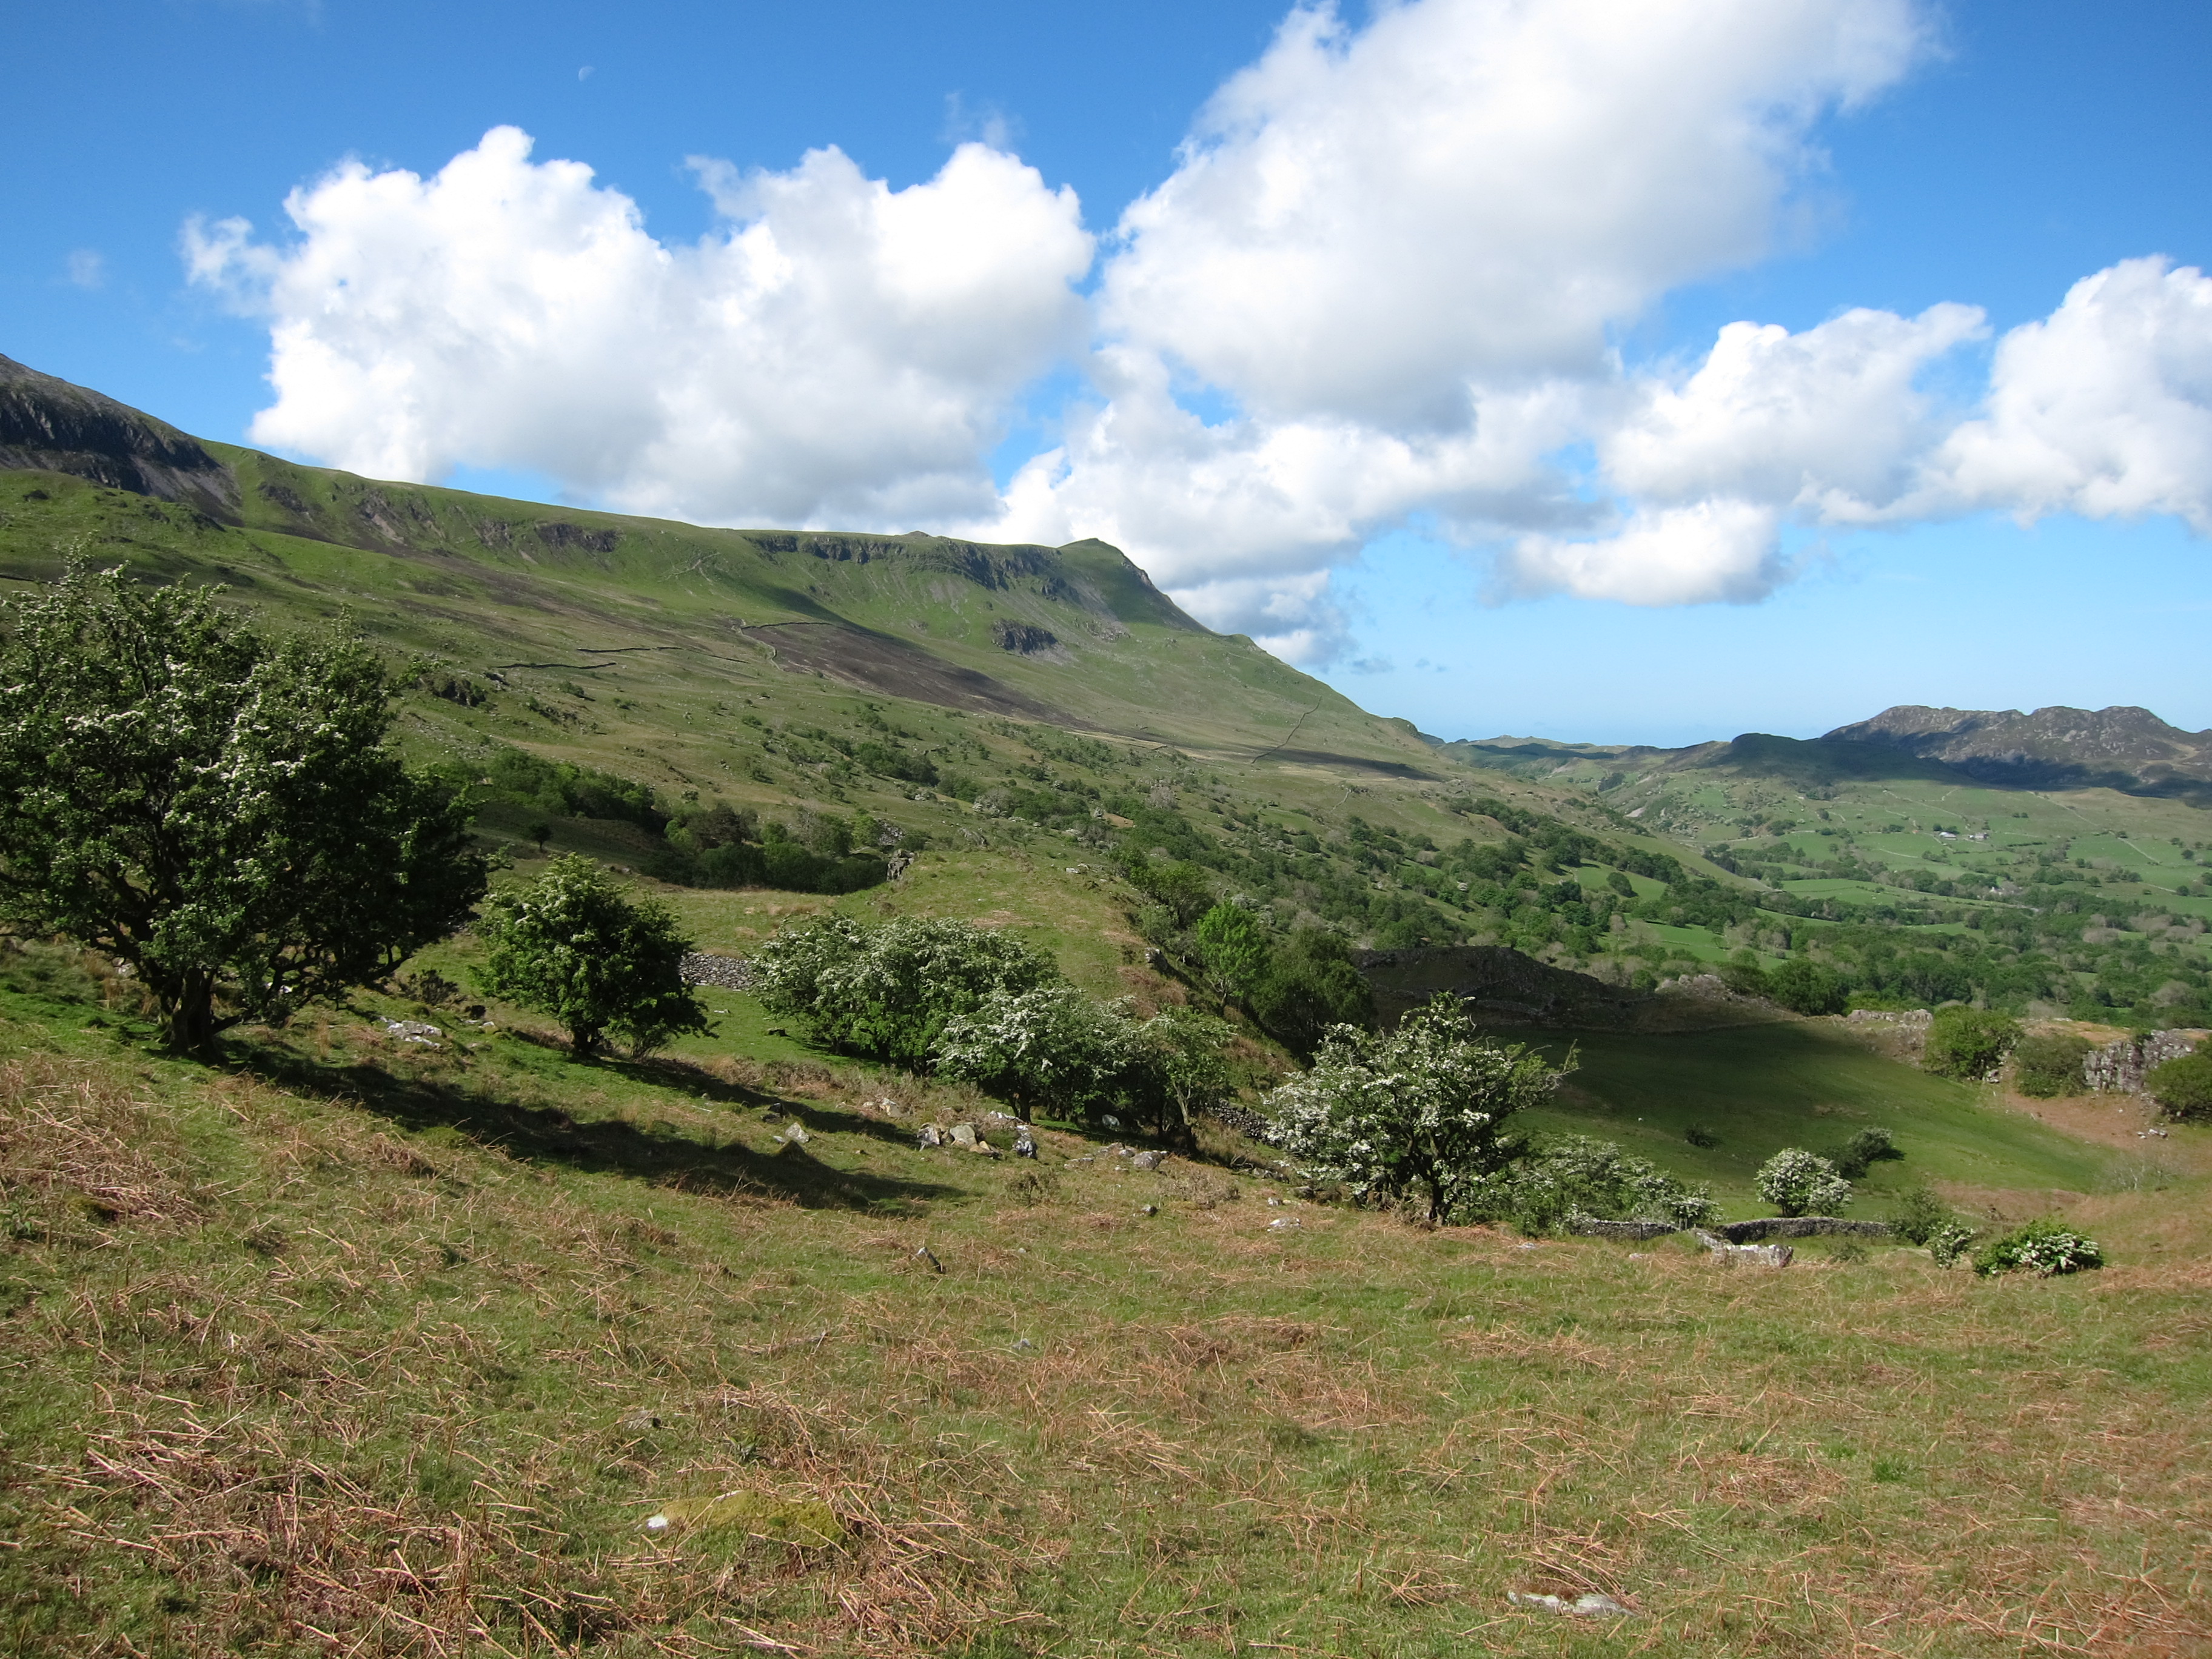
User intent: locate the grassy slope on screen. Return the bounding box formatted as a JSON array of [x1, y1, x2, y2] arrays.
[[3, 957, 2209, 1658], [1504, 1022, 2117, 1212]]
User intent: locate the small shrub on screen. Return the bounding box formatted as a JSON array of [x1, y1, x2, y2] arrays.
[[1972, 1218, 2103, 1278], [1834, 1126, 1900, 1179], [1684, 1123, 1721, 1148], [2143, 1050, 2212, 1121], [1470, 1133, 1717, 1235], [2013, 1033, 2093, 1098], [1928, 1222, 1977, 1267], [1754, 1148, 1852, 1216], [1923, 1007, 2021, 1079], [1767, 956, 1849, 1016], [1889, 1184, 1952, 1245], [474, 856, 709, 1058]]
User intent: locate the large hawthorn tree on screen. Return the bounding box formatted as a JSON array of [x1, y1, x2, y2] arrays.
[[0, 564, 486, 1053]]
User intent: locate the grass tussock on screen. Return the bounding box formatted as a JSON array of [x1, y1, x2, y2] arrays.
[[0, 974, 2209, 1657]]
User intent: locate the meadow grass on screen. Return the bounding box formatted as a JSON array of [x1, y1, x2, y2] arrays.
[[2, 948, 2207, 1658]]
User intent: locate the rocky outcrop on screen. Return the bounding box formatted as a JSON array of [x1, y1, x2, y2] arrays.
[[2084, 1030, 2202, 1095], [0, 354, 238, 519], [1566, 1219, 1680, 1240], [1717, 1217, 1890, 1243]]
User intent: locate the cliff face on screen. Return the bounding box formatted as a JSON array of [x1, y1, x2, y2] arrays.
[[1823, 704, 2212, 794], [0, 355, 238, 520]]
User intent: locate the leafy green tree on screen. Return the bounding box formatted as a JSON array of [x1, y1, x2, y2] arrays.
[[1122, 856, 1215, 928], [1768, 956, 1848, 1016], [1264, 993, 1565, 1222], [2144, 1050, 2212, 1121], [933, 984, 1137, 1117], [2013, 1033, 2093, 1098], [1923, 1007, 2022, 1079], [1247, 927, 1375, 1059], [1192, 901, 1272, 1000], [475, 856, 708, 1057], [1754, 1148, 1853, 1216], [1130, 1005, 1238, 1137], [0, 565, 484, 1054], [750, 915, 1058, 1070]]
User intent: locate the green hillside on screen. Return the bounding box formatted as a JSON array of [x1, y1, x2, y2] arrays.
[[0, 447, 1722, 970]]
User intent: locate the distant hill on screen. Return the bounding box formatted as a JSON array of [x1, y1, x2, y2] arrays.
[[1824, 703, 2212, 795], [1443, 700, 2212, 806]]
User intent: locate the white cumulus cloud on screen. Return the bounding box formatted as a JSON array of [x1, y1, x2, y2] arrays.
[[1505, 498, 1785, 606], [185, 125, 1092, 528], [974, 0, 1932, 646], [1932, 256, 2212, 532]]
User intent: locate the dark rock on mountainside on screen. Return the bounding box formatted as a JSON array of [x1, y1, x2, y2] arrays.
[[0, 354, 239, 520], [1823, 705, 2212, 796]]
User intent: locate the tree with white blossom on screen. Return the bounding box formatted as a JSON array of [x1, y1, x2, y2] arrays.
[[1264, 994, 1566, 1223]]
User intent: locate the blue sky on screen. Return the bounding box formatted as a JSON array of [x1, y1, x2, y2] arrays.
[[6, 1, 2208, 746]]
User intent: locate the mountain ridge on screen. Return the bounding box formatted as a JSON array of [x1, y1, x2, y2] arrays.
[[0, 354, 239, 520]]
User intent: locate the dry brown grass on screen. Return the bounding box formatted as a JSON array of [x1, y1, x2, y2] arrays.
[[3, 1026, 2211, 1656]]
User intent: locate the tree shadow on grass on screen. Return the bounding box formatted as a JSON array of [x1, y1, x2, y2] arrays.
[[228, 1037, 961, 1215], [493, 1027, 937, 1153]]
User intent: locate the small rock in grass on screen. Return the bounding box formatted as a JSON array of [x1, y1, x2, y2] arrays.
[[1013, 1125, 1037, 1158], [1695, 1230, 1792, 1267], [917, 1124, 942, 1148], [1509, 1591, 1636, 1617], [1131, 1150, 1165, 1171], [950, 1124, 977, 1147], [1268, 1217, 1301, 1231], [777, 1122, 809, 1146], [1139, 1204, 1159, 1216]]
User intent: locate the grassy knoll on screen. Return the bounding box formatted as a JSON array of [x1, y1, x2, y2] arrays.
[[4, 947, 2210, 1658]]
